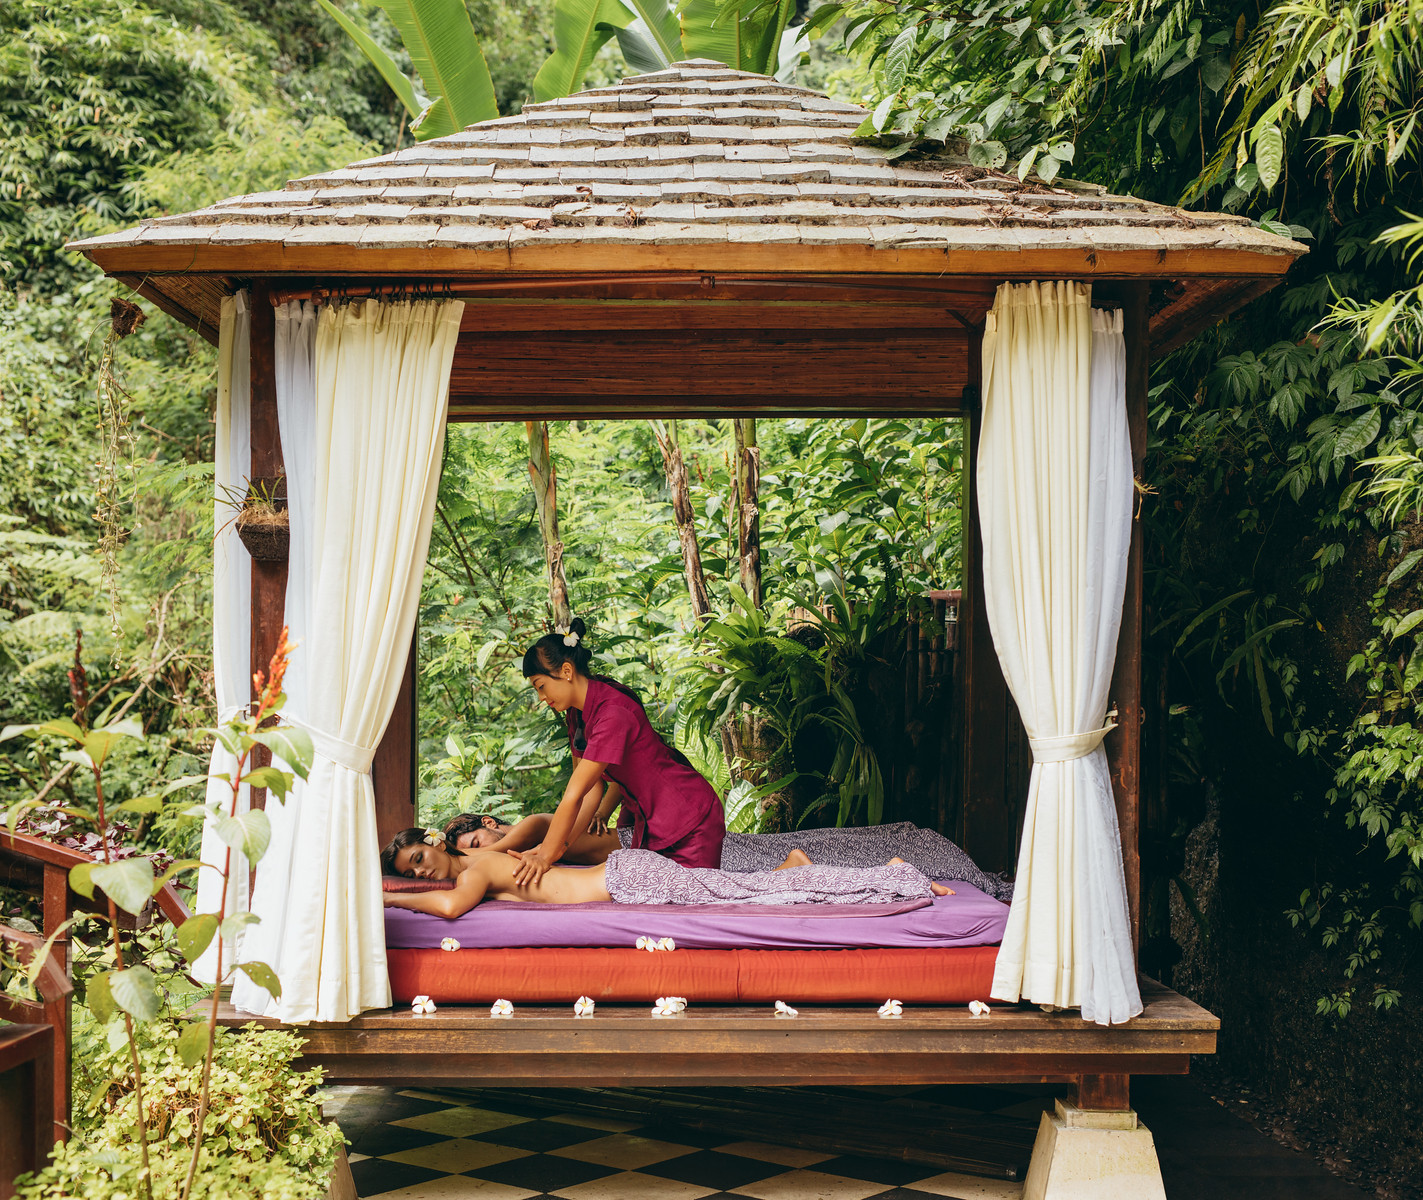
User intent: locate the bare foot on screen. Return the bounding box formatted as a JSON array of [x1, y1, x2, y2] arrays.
[[930, 882, 956, 897], [775, 848, 812, 870], [887, 856, 905, 866]]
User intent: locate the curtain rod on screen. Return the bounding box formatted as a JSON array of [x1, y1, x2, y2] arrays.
[[266, 274, 1001, 308]]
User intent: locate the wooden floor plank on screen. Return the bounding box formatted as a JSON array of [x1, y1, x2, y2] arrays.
[[218, 979, 1216, 1087]]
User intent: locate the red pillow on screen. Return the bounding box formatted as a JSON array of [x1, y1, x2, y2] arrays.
[[382, 876, 455, 893]]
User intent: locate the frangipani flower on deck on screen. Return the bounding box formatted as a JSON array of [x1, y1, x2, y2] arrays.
[[574, 995, 596, 1017], [423, 828, 443, 847], [878, 999, 903, 1018], [651, 996, 684, 1017], [440, 937, 460, 952], [411, 995, 437, 1015], [490, 998, 514, 1018], [968, 1000, 991, 1017], [773, 1000, 798, 1018]]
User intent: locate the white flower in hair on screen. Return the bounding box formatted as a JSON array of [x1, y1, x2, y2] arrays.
[[968, 1000, 991, 1017], [878, 999, 903, 1018], [440, 937, 460, 952], [773, 1000, 798, 1018], [574, 995, 596, 1017], [563, 629, 580, 647], [423, 828, 443, 847], [490, 998, 514, 1017], [411, 995, 437, 1015]]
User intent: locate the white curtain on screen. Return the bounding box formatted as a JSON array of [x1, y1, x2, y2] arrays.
[[194, 291, 251, 984], [232, 298, 463, 1023], [978, 282, 1141, 1026]]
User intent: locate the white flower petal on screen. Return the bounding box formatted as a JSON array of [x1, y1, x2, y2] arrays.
[[773, 1000, 798, 1017], [574, 996, 596, 1016], [440, 937, 460, 952], [877, 999, 903, 1018], [968, 1000, 991, 1017], [490, 999, 514, 1017], [658, 937, 676, 952]]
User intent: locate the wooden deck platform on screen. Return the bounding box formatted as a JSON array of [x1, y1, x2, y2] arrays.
[[218, 978, 1215, 1088]]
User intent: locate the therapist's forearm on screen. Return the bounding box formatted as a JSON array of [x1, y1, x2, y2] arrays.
[[539, 759, 606, 860]]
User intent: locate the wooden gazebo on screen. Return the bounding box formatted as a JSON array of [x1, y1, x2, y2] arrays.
[[71, 60, 1304, 1192]]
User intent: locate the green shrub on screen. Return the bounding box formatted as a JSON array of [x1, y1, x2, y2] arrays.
[[16, 1021, 342, 1200]]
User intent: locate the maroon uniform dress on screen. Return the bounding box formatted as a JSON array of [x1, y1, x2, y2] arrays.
[[568, 677, 725, 868]]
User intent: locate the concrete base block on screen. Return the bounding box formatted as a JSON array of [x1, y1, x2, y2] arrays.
[[1022, 1101, 1167, 1200]]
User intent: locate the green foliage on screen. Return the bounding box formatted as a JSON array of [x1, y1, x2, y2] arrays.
[[318, 0, 502, 134], [414, 417, 962, 829], [535, 0, 806, 97], [15, 1021, 343, 1200]]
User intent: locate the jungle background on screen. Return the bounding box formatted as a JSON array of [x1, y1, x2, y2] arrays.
[[2, 0, 1422, 1194]]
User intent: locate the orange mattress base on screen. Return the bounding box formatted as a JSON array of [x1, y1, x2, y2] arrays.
[[388, 945, 999, 1005]]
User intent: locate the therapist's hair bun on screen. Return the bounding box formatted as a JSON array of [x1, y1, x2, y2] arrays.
[[521, 617, 592, 678]]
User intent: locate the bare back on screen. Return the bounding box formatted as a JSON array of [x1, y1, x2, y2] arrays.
[[459, 851, 612, 905]]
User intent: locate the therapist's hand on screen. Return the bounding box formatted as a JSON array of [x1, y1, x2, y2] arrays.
[[508, 849, 553, 887]]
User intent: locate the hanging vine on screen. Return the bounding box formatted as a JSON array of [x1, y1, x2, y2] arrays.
[[92, 297, 145, 641]]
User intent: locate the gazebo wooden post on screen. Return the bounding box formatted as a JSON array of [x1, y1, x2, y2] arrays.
[[1107, 283, 1150, 953], [372, 648, 418, 847], [248, 282, 285, 811]]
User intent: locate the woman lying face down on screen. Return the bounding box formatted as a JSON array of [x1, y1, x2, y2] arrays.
[[380, 828, 951, 920]]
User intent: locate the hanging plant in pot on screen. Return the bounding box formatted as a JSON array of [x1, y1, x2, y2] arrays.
[[233, 476, 289, 562]]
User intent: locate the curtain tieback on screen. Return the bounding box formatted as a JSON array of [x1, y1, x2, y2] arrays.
[[1027, 709, 1118, 764], [283, 716, 377, 774]]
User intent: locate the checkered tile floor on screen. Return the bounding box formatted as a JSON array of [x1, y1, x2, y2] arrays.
[[324, 1087, 1030, 1200]]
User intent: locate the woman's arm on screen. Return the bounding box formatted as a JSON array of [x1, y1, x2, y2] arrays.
[[480, 813, 552, 854], [509, 756, 606, 885], [590, 781, 622, 833], [382, 864, 489, 918]]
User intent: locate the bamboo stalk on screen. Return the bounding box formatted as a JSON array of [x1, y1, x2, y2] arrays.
[[525, 421, 571, 629], [734, 418, 761, 607]]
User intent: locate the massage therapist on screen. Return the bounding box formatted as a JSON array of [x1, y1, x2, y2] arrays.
[[506, 618, 725, 886]]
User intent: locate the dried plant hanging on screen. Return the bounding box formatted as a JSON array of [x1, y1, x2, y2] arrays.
[[93, 298, 145, 642]]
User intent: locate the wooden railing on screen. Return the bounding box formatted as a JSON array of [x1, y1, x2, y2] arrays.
[[0, 923, 72, 1192], [0, 830, 190, 1150]]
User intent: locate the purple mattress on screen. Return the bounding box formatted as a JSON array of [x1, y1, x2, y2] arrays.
[[384, 881, 1008, 951]]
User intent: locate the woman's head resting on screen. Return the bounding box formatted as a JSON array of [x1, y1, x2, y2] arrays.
[[443, 812, 507, 850], [381, 828, 465, 879], [522, 617, 591, 713]]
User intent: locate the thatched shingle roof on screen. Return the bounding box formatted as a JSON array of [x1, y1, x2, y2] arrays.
[[75, 60, 1300, 262], [69, 60, 1304, 347]]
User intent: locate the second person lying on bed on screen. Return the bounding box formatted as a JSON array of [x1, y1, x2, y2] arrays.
[[380, 828, 952, 919]]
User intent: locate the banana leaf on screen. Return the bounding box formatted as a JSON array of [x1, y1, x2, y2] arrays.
[[623, 0, 684, 65], [372, 0, 499, 136], [314, 0, 424, 120], [679, 0, 795, 74], [614, 20, 674, 74], [535, 0, 636, 101]]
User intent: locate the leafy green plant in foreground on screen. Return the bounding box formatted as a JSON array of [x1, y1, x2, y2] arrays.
[[3, 629, 313, 1200], [16, 1021, 343, 1200]]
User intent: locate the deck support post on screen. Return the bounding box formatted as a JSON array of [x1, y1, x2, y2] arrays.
[[1024, 1073, 1165, 1199]]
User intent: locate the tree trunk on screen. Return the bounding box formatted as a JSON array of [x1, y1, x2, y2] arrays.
[[651, 420, 742, 772], [650, 420, 711, 620], [526, 420, 572, 630], [734, 418, 761, 606]]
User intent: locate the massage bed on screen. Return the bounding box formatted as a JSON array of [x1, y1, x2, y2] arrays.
[[382, 879, 1008, 1004]]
